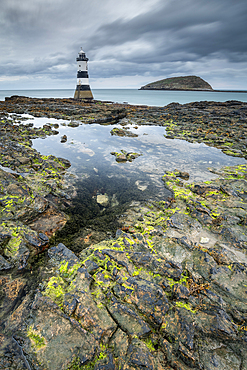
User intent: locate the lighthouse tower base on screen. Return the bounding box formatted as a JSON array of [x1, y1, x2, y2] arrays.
[[74, 87, 93, 100]]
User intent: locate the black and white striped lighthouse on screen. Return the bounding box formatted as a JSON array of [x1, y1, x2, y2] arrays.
[[74, 48, 93, 99]]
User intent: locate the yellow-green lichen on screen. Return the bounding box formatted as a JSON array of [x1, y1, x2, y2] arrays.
[[27, 326, 46, 349], [59, 260, 82, 280], [43, 276, 66, 306], [175, 301, 196, 313]]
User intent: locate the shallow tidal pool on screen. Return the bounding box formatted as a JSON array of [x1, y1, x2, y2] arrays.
[[9, 113, 247, 247]]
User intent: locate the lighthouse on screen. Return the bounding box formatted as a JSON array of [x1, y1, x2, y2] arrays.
[[74, 48, 93, 99]]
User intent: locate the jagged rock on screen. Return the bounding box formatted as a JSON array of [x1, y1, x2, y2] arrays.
[[0, 255, 11, 270], [108, 298, 151, 338], [21, 293, 96, 370], [48, 243, 79, 267]]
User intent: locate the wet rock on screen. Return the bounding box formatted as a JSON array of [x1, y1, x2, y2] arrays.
[[129, 252, 182, 280], [48, 243, 79, 267], [0, 232, 11, 246], [61, 134, 67, 143], [57, 157, 71, 168], [115, 154, 127, 162], [174, 169, 190, 180], [0, 336, 30, 370], [97, 193, 109, 207], [162, 307, 195, 350], [172, 283, 190, 300], [24, 231, 48, 250], [177, 341, 198, 368], [1, 97, 247, 369], [185, 249, 217, 281], [0, 277, 26, 319], [94, 352, 117, 370], [107, 298, 151, 338], [27, 203, 67, 236], [21, 293, 96, 370], [111, 150, 142, 163], [3, 234, 30, 270], [110, 127, 138, 137], [113, 276, 169, 326], [198, 338, 242, 370], [0, 255, 11, 270], [68, 121, 79, 127], [195, 308, 238, 340], [123, 340, 157, 370], [109, 329, 129, 362], [38, 232, 49, 242], [74, 290, 117, 340]]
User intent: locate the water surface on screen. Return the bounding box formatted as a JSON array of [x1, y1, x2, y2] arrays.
[[1, 88, 247, 106]]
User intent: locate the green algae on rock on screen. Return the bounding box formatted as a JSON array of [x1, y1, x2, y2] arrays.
[[110, 150, 142, 163]]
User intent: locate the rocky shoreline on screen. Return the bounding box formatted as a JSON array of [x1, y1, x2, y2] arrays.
[[0, 96, 246, 370]]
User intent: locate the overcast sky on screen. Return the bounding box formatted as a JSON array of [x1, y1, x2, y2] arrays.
[[0, 0, 246, 90]]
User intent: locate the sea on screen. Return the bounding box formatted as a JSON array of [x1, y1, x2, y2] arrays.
[[1, 88, 247, 106]]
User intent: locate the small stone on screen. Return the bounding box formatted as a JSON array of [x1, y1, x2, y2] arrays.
[[96, 194, 109, 207], [38, 232, 49, 242], [200, 237, 210, 244], [68, 121, 79, 127], [116, 154, 127, 162], [172, 283, 190, 300], [61, 135, 67, 143]]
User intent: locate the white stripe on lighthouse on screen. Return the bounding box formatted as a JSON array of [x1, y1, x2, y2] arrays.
[[76, 76, 90, 86]]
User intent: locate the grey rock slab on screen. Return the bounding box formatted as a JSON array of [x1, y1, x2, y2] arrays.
[[113, 276, 169, 326], [198, 338, 242, 370], [123, 340, 157, 370], [73, 290, 117, 340], [162, 307, 195, 350], [184, 249, 217, 281], [107, 299, 151, 338], [194, 308, 238, 341], [0, 254, 12, 270], [24, 294, 96, 370], [48, 243, 79, 268], [109, 328, 129, 361], [210, 264, 247, 312]]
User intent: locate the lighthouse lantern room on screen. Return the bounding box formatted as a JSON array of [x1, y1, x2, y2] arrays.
[[74, 48, 93, 99]]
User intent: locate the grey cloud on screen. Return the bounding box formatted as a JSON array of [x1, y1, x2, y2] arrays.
[[87, 0, 247, 61], [0, 0, 246, 89]]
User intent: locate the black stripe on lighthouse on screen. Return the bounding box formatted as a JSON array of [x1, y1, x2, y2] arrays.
[[76, 85, 91, 91], [77, 71, 89, 78]]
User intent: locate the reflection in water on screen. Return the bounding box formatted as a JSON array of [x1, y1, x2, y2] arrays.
[[30, 115, 246, 184]]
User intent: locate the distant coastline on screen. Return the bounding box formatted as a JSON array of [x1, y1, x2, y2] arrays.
[[207, 89, 247, 93], [139, 88, 247, 93]]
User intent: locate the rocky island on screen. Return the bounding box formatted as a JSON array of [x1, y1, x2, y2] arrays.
[[140, 76, 213, 91], [0, 96, 247, 370]]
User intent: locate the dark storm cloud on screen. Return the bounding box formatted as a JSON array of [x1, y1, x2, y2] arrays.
[[87, 0, 247, 62]]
